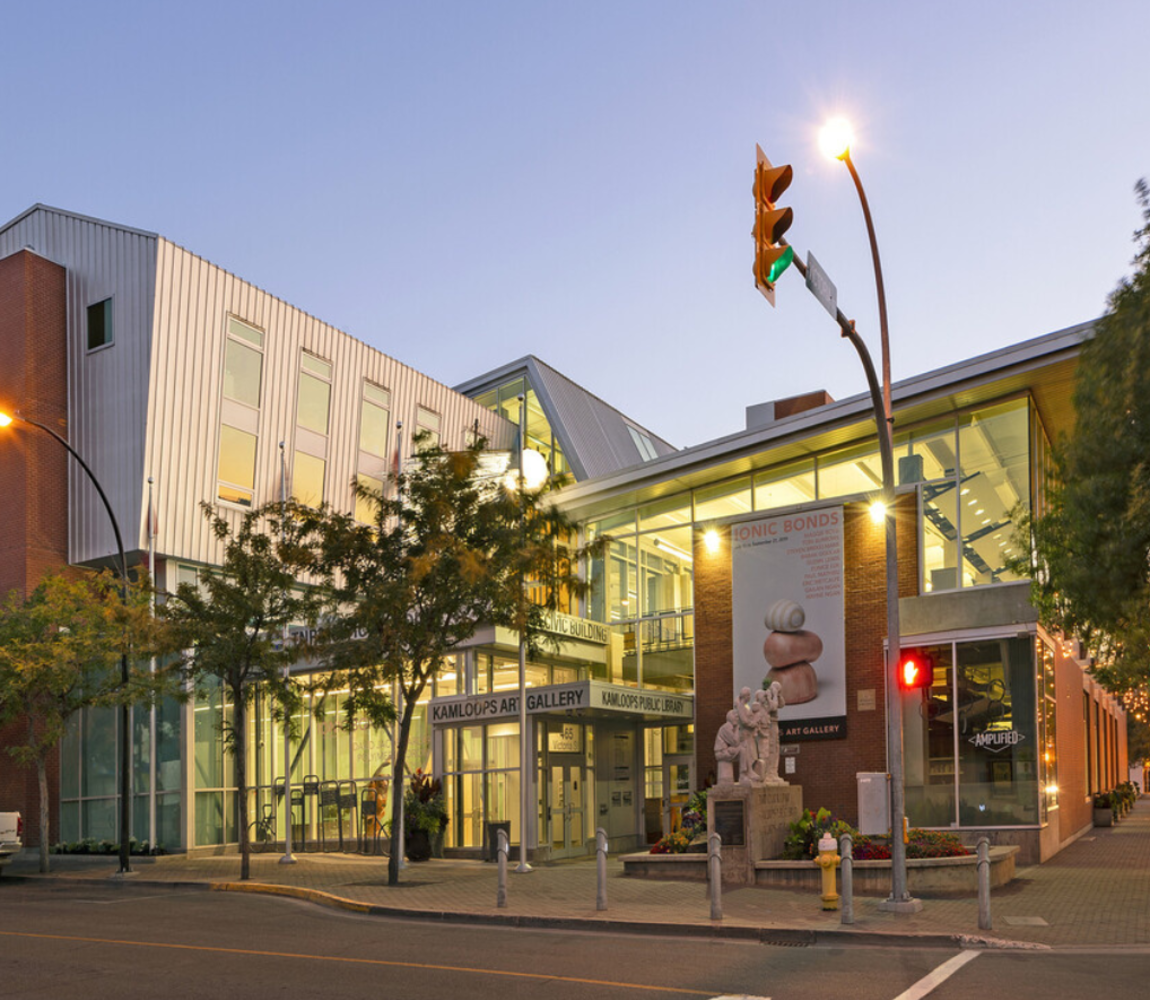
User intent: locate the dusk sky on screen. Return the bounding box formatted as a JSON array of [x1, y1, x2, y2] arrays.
[[7, 2, 1148, 448]]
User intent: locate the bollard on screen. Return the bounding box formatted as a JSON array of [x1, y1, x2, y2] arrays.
[[596, 828, 609, 911], [839, 833, 854, 925], [977, 836, 991, 930], [708, 832, 722, 921], [496, 828, 509, 908]]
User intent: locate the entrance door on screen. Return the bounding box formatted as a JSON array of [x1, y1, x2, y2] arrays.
[[548, 762, 586, 859], [662, 755, 693, 836]]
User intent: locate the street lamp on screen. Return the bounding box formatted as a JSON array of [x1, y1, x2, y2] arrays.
[[0, 409, 135, 877], [511, 395, 548, 873], [818, 119, 919, 912]]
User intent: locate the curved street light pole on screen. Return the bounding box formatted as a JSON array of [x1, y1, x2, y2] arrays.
[[836, 149, 917, 912], [8, 412, 134, 876]]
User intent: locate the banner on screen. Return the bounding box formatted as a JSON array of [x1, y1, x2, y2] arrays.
[[731, 507, 846, 740]]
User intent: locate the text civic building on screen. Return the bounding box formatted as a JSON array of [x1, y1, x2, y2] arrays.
[[0, 205, 1126, 864]]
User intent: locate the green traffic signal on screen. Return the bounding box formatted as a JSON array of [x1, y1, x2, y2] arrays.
[[768, 244, 795, 284]]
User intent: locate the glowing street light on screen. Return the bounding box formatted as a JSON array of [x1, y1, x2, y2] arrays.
[[818, 117, 854, 162]]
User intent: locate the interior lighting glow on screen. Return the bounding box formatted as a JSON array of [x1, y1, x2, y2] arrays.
[[819, 118, 854, 161], [869, 500, 887, 524], [703, 529, 720, 554]]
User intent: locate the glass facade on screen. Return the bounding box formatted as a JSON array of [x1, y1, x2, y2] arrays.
[[473, 377, 571, 479], [903, 635, 1053, 828]]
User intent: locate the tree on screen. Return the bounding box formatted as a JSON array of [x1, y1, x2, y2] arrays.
[[0, 572, 162, 873], [303, 438, 596, 885], [161, 503, 323, 881], [1023, 180, 1150, 702]]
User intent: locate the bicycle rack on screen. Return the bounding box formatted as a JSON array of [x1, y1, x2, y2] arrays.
[[319, 780, 340, 852], [298, 775, 320, 852], [335, 780, 359, 853], [360, 782, 387, 855]]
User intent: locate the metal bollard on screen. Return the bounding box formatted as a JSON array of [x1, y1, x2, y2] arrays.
[[840, 833, 854, 925], [708, 832, 722, 921], [496, 828, 509, 908], [977, 836, 991, 930], [596, 828, 608, 911]]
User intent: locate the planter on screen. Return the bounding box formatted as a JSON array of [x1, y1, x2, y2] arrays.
[[406, 828, 432, 862], [1093, 807, 1113, 827]]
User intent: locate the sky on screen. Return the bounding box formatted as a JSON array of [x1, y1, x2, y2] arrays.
[[6, 1, 1148, 449]]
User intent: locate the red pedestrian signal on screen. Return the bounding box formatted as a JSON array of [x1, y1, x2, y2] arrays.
[[898, 653, 933, 691]]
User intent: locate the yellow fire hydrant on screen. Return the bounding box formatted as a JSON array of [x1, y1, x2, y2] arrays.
[[815, 833, 840, 911]]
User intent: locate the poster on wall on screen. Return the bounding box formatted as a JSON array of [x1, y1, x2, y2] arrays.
[[731, 506, 846, 740]]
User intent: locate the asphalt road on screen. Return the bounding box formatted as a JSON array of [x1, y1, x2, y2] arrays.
[[0, 880, 1145, 999]]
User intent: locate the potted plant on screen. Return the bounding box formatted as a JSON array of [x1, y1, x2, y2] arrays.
[[404, 770, 448, 862], [1092, 791, 1114, 827]]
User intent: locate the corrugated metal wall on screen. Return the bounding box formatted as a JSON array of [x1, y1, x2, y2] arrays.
[[0, 206, 158, 569], [146, 238, 515, 568]]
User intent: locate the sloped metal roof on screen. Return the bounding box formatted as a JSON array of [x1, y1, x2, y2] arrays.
[[454, 356, 676, 481]]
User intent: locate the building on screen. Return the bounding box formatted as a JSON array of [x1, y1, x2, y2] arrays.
[[0, 204, 1126, 864]]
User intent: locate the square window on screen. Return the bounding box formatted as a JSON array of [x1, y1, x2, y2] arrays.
[[87, 298, 113, 351]]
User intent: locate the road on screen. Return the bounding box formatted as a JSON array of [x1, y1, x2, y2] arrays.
[[0, 880, 1144, 999]]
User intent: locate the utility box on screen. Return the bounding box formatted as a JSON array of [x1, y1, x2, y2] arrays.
[[857, 772, 891, 836]]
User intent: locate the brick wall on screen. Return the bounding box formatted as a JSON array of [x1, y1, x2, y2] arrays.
[[0, 249, 69, 845], [693, 494, 918, 822]]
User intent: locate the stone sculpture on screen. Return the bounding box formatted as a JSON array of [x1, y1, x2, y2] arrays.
[[712, 683, 787, 786]]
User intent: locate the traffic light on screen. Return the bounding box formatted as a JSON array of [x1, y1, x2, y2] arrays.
[[753, 144, 795, 305], [898, 652, 934, 692]]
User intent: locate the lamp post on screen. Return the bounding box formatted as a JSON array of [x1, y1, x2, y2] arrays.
[[0, 409, 135, 876], [818, 119, 919, 912]]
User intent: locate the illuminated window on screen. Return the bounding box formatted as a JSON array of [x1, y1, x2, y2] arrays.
[[217, 424, 257, 507]]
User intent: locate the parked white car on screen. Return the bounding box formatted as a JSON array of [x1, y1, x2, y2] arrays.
[[0, 813, 23, 875]]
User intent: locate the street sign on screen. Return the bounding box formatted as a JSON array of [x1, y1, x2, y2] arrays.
[[805, 252, 838, 319]]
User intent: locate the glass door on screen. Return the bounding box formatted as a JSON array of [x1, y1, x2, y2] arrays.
[[662, 755, 693, 835], [547, 761, 586, 858]]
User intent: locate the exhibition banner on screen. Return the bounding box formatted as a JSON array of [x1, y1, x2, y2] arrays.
[[731, 507, 846, 739]]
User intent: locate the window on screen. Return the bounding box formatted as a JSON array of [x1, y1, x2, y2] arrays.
[[359, 383, 391, 458], [355, 472, 383, 524], [87, 298, 113, 351], [628, 425, 660, 462], [296, 355, 332, 435], [217, 318, 265, 507], [217, 424, 258, 507], [291, 451, 326, 507], [222, 319, 264, 408], [291, 352, 331, 507], [416, 406, 440, 450]]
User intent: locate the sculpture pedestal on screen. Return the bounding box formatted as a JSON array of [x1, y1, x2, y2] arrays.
[[707, 783, 803, 885]]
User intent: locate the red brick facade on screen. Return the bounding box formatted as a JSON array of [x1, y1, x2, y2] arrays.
[[694, 494, 918, 822], [0, 249, 69, 845]]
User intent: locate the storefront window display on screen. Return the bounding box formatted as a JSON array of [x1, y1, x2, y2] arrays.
[[903, 635, 1043, 829]]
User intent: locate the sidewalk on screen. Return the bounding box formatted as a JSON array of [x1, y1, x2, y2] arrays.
[[9, 799, 1150, 950]]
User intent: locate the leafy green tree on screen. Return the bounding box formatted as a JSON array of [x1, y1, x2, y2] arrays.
[[161, 504, 323, 881], [302, 438, 596, 885], [0, 572, 163, 873], [1023, 180, 1150, 703]]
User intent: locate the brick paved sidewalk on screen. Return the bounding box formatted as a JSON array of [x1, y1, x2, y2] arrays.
[[10, 799, 1149, 949]]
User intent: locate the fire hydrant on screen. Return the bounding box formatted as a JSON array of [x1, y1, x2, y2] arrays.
[[815, 833, 840, 911]]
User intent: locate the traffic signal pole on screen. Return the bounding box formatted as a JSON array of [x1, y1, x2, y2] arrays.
[[785, 248, 920, 912]]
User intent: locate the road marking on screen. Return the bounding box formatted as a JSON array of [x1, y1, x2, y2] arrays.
[[0, 931, 714, 996], [890, 951, 980, 1000]]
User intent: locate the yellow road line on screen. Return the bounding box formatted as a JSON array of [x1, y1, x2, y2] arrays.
[[0, 930, 716, 996]]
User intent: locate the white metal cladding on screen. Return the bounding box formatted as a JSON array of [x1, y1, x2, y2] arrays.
[[0, 206, 158, 570], [144, 239, 516, 569]]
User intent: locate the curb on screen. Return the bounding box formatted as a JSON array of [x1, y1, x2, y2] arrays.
[[10, 870, 1048, 951]]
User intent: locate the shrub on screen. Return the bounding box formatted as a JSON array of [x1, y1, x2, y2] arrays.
[[782, 807, 856, 860], [649, 788, 708, 854]]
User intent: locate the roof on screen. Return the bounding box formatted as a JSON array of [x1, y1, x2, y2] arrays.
[[454, 355, 677, 481], [553, 321, 1093, 517]]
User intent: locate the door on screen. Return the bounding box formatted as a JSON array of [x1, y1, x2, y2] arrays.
[[662, 755, 693, 836], [548, 761, 586, 858]]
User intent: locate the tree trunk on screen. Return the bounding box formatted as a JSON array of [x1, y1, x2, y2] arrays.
[[37, 753, 50, 874], [387, 699, 415, 887], [234, 693, 250, 881]]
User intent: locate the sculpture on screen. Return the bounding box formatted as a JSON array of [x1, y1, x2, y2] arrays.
[[712, 682, 787, 786]]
